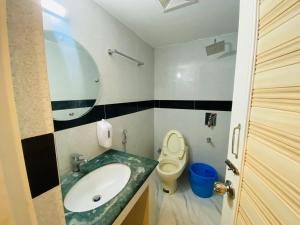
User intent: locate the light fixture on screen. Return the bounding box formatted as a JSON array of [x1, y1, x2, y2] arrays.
[[158, 0, 198, 13], [41, 0, 66, 18]]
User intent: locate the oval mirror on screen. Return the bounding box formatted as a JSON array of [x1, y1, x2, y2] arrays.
[[44, 30, 100, 121]]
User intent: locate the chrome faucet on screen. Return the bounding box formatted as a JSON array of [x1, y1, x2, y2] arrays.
[[71, 153, 88, 172], [122, 129, 128, 152]]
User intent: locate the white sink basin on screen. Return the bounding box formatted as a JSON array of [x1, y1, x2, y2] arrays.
[[64, 163, 131, 212]]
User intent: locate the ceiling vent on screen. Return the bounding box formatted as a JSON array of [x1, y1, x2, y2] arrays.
[[158, 0, 198, 13]]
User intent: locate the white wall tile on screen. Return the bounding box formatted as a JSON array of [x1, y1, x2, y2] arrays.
[[154, 108, 231, 181], [46, 0, 155, 176], [108, 109, 154, 158], [55, 109, 154, 175], [154, 33, 237, 100], [49, 2, 235, 184], [154, 33, 236, 181], [54, 122, 105, 175], [43, 0, 154, 105]]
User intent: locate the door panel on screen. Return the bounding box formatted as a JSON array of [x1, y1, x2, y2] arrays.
[[242, 166, 299, 224], [253, 64, 300, 89], [259, 1, 300, 37], [239, 190, 269, 225], [257, 14, 300, 55], [235, 0, 300, 224]]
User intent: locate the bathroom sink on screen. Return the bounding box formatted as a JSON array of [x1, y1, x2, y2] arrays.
[[64, 163, 131, 212]]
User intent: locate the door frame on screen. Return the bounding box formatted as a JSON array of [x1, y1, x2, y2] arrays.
[[221, 0, 259, 224], [0, 0, 38, 224]]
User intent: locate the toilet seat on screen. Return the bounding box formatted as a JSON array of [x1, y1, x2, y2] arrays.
[[157, 129, 188, 194], [157, 159, 181, 175], [162, 130, 186, 159]]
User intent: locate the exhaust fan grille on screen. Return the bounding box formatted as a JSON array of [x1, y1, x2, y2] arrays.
[[159, 0, 171, 8], [159, 0, 198, 13]]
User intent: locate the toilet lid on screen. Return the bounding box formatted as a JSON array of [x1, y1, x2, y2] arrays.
[[162, 130, 185, 158]]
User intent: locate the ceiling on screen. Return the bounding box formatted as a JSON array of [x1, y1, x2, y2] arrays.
[[94, 0, 239, 47]]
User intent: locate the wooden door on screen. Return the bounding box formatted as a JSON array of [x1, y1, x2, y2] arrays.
[[236, 0, 300, 224]]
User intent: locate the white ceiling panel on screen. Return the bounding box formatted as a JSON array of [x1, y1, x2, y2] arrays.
[[94, 0, 239, 47]]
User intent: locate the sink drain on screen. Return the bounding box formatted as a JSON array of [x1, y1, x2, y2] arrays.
[[92, 195, 102, 202]]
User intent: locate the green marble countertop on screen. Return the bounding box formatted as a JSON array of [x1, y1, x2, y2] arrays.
[[60, 149, 158, 225]]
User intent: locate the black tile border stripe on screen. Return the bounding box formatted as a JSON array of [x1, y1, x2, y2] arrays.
[[20, 100, 231, 198], [53, 101, 154, 131], [54, 105, 106, 131], [21, 133, 59, 198], [156, 100, 232, 111], [21, 100, 231, 198], [159, 100, 195, 109], [195, 100, 232, 111], [51, 99, 96, 110], [137, 100, 155, 111], [105, 102, 138, 119], [53, 100, 231, 131]]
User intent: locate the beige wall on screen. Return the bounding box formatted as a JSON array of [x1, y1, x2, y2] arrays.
[[6, 0, 53, 140], [6, 0, 65, 224], [33, 187, 65, 225], [1, 0, 38, 223]]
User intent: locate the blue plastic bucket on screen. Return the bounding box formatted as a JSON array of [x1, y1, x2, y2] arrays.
[[188, 163, 217, 198]]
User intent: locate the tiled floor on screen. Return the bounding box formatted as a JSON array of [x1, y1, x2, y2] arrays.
[[154, 174, 223, 225]]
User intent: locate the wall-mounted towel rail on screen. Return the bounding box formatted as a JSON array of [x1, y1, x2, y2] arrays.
[[108, 49, 144, 66]]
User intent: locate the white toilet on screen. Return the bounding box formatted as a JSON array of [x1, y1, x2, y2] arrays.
[[156, 130, 188, 194]]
